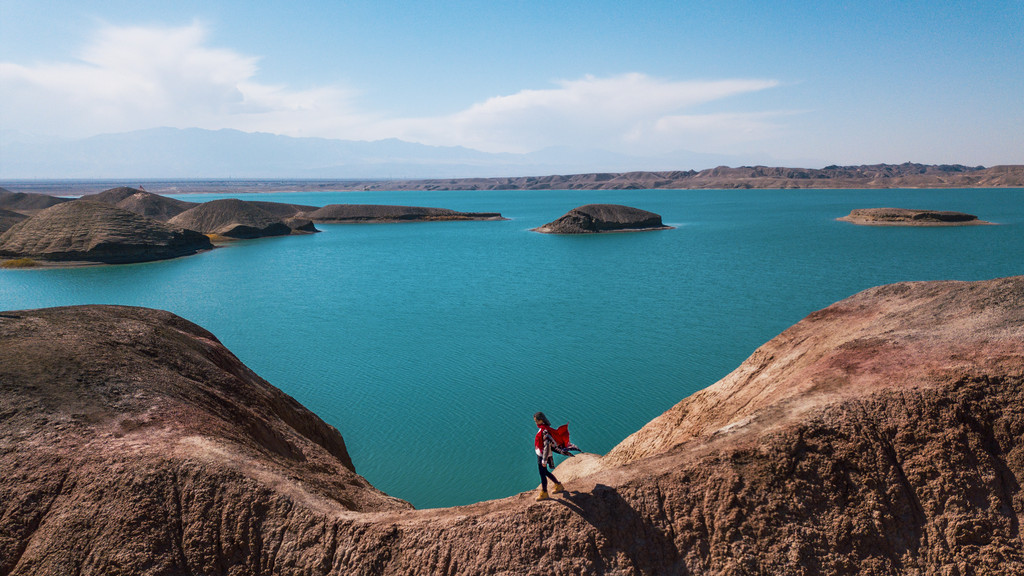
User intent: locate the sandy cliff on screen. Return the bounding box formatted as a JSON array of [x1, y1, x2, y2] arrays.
[[2, 277, 1022, 574]]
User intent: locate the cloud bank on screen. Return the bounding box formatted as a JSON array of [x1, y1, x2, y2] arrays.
[[0, 23, 784, 155]]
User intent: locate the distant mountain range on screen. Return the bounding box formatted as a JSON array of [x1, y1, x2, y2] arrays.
[[0, 127, 741, 179]]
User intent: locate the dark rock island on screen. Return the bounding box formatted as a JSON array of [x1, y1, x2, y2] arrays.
[[4, 275, 1021, 573], [300, 204, 505, 223], [533, 203, 671, 234], [0, 201, 213, 264], [838, 207, 993, 226]]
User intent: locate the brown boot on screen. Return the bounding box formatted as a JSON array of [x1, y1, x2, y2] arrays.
[[551, 483, 565, 494], [536, 489, 550, 501]]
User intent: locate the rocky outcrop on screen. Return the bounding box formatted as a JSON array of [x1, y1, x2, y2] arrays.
[[0, 201, 213, 264], [168, 199, 301, 239], [0, 305, 410, 575], [301, 204, 505, 223], [533, 203, 671, 233], [838, 208, 992, 226], [81, 187, 197, 221], [0, 208, 27, 233], [2, 277, 1023, 574]]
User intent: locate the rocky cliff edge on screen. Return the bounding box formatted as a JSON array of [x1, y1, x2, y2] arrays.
[[2, 276, 1023, 574]]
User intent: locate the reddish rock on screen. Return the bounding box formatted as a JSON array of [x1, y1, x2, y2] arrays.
[[2, 277, 1023, 574]]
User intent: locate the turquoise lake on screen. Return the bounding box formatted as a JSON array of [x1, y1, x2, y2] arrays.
[[2, 187, 1022, 509]]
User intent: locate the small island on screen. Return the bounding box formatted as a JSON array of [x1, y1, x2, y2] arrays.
[[838, 208, 993, 226], [533, 204, 672, 234], [299, 204, 506, 223]]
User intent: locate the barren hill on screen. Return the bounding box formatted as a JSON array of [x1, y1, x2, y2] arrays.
[[81, 187, 197, 221], [0, 201, 212, 264], [1, 276, 1022, 574], [168, 198, 296, 239]]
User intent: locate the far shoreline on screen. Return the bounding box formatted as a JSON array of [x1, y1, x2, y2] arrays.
[[2, 164, 1022, 196]]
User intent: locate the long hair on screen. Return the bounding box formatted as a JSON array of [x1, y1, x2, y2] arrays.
[[533, 411, 550, 426]]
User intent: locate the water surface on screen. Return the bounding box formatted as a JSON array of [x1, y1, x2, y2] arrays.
[[2, 187, 1021, 508]]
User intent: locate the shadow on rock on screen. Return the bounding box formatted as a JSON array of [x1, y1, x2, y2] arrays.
[[556, 484, 683, 575]]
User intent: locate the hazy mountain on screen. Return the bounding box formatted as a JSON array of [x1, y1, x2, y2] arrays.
[[0, 128, 742, 179]]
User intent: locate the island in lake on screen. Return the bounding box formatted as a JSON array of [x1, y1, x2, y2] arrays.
[[838, 207, 993, 226], [0, 186, 506, 266], [533, 204, 671, 234]]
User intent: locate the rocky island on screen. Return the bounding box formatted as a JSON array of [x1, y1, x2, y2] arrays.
[[838, 207, 993, 226], [3, 275, 1021, 574], [533, 203, 671, 234], [0, 201, 213, 265], [167, 198, 309, 239], [299, 204, 506, 223]]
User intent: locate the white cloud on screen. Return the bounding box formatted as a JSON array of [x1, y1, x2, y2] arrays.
[[382, 74, 783, 153], [0, 22, 364, 138], [0, 23, 786, 155]]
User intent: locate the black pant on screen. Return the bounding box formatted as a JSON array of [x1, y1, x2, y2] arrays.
[[538, 455, 559, 490]]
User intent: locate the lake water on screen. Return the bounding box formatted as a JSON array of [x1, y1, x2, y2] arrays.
[[2, 187, 1022, 509]]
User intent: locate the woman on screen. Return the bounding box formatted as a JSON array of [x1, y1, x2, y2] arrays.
[[533, 411, 564, 501]]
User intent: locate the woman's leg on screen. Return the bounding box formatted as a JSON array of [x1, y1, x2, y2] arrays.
[[537, 456, 559, 490]]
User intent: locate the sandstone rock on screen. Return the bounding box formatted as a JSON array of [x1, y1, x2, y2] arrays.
[[533, 203, 671, 233], [0, 201, 213, 264], [168, 198, 294, 239], [0, 208, 27, 233], [300, 204, 505, 223], [838, 208, 992, 226], [2, 277, 1023, 574]]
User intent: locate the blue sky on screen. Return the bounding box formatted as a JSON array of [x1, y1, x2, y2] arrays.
[[1, 0, 1021, 168]]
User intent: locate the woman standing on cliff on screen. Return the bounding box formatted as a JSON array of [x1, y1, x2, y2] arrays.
[[534, 411, 582, 500], [534, 412, 563, 501]]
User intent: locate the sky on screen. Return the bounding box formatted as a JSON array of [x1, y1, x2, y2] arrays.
[[1, 0, 1022, 170]]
